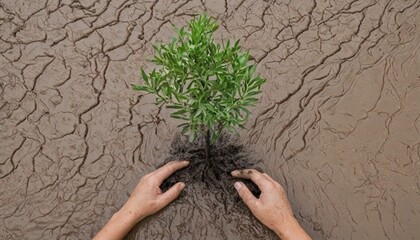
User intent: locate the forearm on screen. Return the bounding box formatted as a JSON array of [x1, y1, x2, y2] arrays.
[[273, 218, 312, 240], [94, 205, 142, 240]]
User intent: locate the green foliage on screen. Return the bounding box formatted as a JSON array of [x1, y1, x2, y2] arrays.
[[132, 14, 265, 143]]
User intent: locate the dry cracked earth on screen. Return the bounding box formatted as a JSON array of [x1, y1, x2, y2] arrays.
[[1, 0, 419, 239]]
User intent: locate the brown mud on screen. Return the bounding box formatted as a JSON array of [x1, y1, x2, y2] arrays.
[[159, 134, 262, 199], [127, 134, 274, 240], [0, 0, 419, 239]]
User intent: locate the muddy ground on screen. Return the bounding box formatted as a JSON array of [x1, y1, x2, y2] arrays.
[[1, 0, 419, 239]]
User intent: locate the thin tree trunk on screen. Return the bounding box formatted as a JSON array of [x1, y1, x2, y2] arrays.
[[205, 129, 210, 162]]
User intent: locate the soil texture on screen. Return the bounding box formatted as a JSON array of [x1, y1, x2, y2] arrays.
[[127, 134, 274, 240], [159, 134, 261, 199], [0, 0, 419, 239]]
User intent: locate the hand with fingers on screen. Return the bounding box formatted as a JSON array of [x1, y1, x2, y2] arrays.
[[94, 160, 189, 240], [231, 169, 312, 240]]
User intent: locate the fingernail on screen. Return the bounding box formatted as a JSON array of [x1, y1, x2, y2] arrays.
[[183, 160, 190, 164], [234, 182, 242, 190], [179, 182, 186, 189], [231, 170, 239, 176]]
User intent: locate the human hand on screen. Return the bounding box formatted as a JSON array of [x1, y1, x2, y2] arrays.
[[94, 160, 189, 240], [231, 169, 311, 240], [123, 160, 189, 222]]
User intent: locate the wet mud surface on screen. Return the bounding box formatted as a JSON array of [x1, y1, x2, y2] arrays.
[[0, 0, 419, 239]]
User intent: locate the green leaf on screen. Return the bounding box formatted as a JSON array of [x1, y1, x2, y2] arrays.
[[141, 69, 149, 85], [238, 53, 248, 66], [193, 107, 203, 119], [172, 109, 188, 116], [178, 122, 189, 127], [238, 106, 250, 115], [246, 90, 261, 96], [167, 104, 183, 109], [225, 39, 230, 50], [181, 126, 189, 134], [189, 132, 197, 142], [132, 84, 151, 92], [171, 114, 189, 120]]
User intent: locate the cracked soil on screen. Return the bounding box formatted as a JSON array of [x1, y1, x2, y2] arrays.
[[0, 0, 419, 239]]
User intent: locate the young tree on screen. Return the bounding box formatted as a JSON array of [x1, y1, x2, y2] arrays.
[[132, 15, 265, 162]]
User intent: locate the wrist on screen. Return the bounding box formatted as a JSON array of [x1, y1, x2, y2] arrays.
[[273, 217, 310, 240], [94, 205, 144, 240], [119, 203, 147, 224]]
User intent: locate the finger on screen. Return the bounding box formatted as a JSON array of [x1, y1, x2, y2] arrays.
[[234, 182, 257, 207], [159, 182, 186, 205], [231, 169, 271, 191], [151, 160, 189, 184], [262, 173, 284, 187], [263, 173, 277, 183]]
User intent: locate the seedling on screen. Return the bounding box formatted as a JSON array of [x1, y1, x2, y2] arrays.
[[132, 15, 265, 162]]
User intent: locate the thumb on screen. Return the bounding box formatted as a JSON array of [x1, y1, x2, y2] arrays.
[[159, 182, 185, 205], [234, 182, 257, 207]]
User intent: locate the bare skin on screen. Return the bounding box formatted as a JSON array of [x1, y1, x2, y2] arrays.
[[94, 162, 311, 240], [94, 160, 189, 240], [231, 169, 312, 240]]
